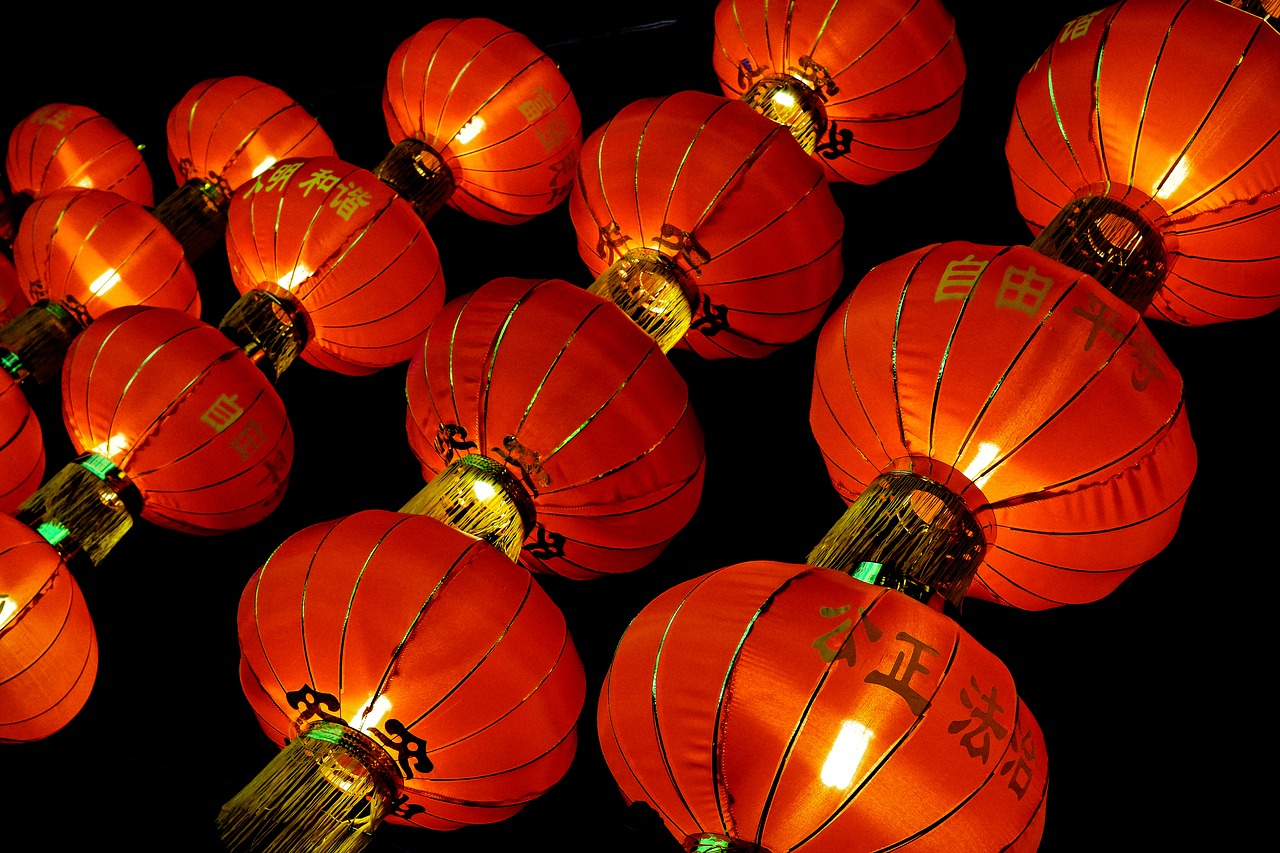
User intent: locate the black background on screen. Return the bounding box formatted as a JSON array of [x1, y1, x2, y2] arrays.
[[2, 2, 1269, 851]]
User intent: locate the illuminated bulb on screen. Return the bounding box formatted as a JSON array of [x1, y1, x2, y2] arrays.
[[275, 264, 314, 291], [962, 441, 1000, 487], [1155, 159, 1191, 201], [0, 594, 14, 629], [251, 157, 277, 179], [353, 694, 393, 734], [472, 479, 496, 501], [455, 116, 485, 144], [88, 267, 121, 297], [771, 90, 797, 109], [90, 433, 132, 459], [820, 720, 873, 788]]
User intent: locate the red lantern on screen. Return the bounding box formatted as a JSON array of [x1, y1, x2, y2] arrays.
[[5, 103, 153, 207], [158, 76, 336, 260], [0, 251, 28, 327], [58, 305, 293, 535], [404, 276, 706, 580], [11, 187, 201, 324], [570, 89, 845, 359], [223, 509, 585, 847], [599, 559, 1047, 853], [713, 0, 966, 184], [810, 241, 1197, 610], [0, 371, 43, 516], [0, 512, 97, 743], [223, 155, 446, 378], [381, 17, 582, 224], [1006, 0, 1280, 325]]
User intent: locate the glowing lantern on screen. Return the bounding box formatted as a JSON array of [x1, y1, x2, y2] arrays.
[[157, 76, 336, 261], [1006, 0, 1280, 325], [220, 509, 585, 850], [810, 241, 1197, 610], [404, 276, 705, 580], [221, 154, 446, 379], [0, 371, 42, 516], [4, 103, 153, 208], [570, 89, 844, 359], [379, 17, 582, 225], [713, 0, 966, 184], [12, 187, 200, 327], [0, 513, 96, 743], [30, 305, 295, 539], [599, 461, 1048, 852]]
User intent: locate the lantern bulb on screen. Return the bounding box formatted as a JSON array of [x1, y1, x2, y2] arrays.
[[399, 454, 536, 562], [0, 593, 15, 629], [820, 720, 874, 789], [961, 442, 1000, 486], [251, 157, 277, 179], [455, 116, 485, 144], [1155, 158, 1191, 201]]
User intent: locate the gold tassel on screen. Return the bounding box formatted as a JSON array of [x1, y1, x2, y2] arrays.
[[218, 722, 400, 853], [399, 455, 535, 562], [588, 248, 694, 354]]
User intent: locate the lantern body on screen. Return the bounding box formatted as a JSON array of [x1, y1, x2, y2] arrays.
[[60, 305, 293, 535], [0, 372, 43, 516], [382, 17, 583, 224], [0, 251, 29, 326], [810, 241, 1197, 610], [570, 90, 844, 359], [1006, 0, 1280, 325], [0, 513, 97, 742], [11, 187, 200, 324], [166, 76, 335, 197], [713, 0, 965, 185], [600, 559, 1047, 852], [225, 155, 446, 375], [5, 103, 153, 206], [237, 509, 585, 830], [405, 277, 706, 580]]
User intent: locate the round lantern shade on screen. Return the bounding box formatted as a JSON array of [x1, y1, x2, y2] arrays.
[[1006, 0, 1280, 325], [224, 155, 446, 375], [810, 241, 1197, 610], [0, 372, 43, 516], [599, 559, 1047, 852], [11, 187, 200, 325], [0, 512, 97, 743], [569, 89, 845, 359], [381, 17, 583, 224], [236, 509, 585, 831], [59, 305, 293, 535], [712, 0, 966, 185], [5, 103, 153, 207], [405, 277, 706, 580], [166, 76, 335, 198]]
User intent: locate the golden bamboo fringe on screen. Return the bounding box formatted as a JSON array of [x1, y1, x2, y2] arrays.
[[740, 73, 827, 154], [218, 726, 397, 853], [806, 472, 984, 611], [151, 180, 228, 262], [589, 248, 693, 354], [218, 289, 305, 383], [0, 299, 83, 385], [18, 456, 134, 565], [1028, 193, 1167, 313], [373, 138, 455, 225], [684, 833, 769, 853], [400, 455, 533, 562]]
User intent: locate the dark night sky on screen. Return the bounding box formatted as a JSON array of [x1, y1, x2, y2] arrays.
[[2, 2, 1270, 851]]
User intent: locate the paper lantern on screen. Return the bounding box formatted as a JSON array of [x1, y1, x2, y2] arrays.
[[810, 241, 1197, 610], [713, 0, 966, 184], [599, 558, 1047, 853], [380, 17, 582, 224], [56, 305, 293, 536], [157, 76, 335, 260], [11, 186, 201, 326], [0, 512, 97, 743], [222, 155, 446, 378], [1006, 0, 1280, 325], [222, 509, 585, 850], [570, 89, 844, 360], [0, 371, 43, 516], [5, 102, 153, 207], [403, 276, 706, 580]]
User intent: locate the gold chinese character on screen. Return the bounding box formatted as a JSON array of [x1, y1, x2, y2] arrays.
[[517, 86, 556, 122], [329, 181, 373, 221], [995, 265, 1054, 317], [1059, 12, 1100, 42], [298, 168, 342, 197], [200, 394, 244, 433], [935, 254, 989, 302]]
